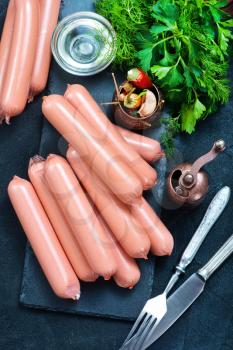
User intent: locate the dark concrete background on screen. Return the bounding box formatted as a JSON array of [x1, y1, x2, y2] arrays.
[[0, 1, 232, 349]]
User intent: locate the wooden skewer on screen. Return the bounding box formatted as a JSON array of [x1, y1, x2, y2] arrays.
[[112, 72, 120, 100], [142, 121, 152, 127], [101, 102, 120, 106]]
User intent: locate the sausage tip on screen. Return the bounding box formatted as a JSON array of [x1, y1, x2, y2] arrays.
[[29, 155, 45, 167], [140, 248, 149, 260], [46, 154, 57, 161], [104, 275, 112, 281], [150, 152, 165, 163], [5, 116, 11, 125], [90, 273, 99, 282], [28, 94, 34, 103], [151, 235, 174, 257], [74, 292, 81, 301], [12, 175, 21, 181], [144, 176, 158, 190]]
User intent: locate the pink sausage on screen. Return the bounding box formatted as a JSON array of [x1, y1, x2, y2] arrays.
[[28, 0, 61, 101], [95, 210, 141, 289], [42, 95, 143, 204], [66, 146, 150, 259], [0, 0, 39, 122], [131, 198, 174, 256], [44, 154, 117, 279], [64, 84, 157, 189], [84, 190, 141, 288], [116, 126, 164, 163], [8, 176, 80, 300], [28, 156, 98, 282], [0, 0, 15, 119]]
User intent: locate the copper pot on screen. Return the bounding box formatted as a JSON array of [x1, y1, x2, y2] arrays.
[[112, 82, 164, 130]]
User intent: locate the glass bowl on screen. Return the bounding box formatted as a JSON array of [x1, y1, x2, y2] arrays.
[[51, 12, 116, 76]]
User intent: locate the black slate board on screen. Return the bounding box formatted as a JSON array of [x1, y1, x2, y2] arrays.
[[19, 0, 169, 320], [20, 245, 155, 321]]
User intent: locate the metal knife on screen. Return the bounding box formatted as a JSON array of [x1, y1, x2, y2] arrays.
[[143, 233, 233, 349]]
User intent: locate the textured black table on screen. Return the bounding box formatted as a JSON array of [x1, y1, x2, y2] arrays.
[[0, 1, 232, 349]]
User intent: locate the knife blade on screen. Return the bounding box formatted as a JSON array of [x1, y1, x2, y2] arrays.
[[142, 234, 233, 349]]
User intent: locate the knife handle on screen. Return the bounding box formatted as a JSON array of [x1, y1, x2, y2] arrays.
[[177, 187, 231, 273], [198, 234, 233, 281]]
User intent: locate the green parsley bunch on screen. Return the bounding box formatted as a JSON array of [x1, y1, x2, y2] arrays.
[[136, 0, 233, 133]]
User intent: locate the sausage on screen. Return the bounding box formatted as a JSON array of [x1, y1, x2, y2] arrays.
[[115, 126, 164, 163], [42, 95, 143, 204], [28, 0, 61, 101], [0, 0, 15, 120], [0, 0, 39, 123], [130, 198, 174, 256], [64, 84, 157, 189], [66, 146, 150, 259], [28, 156, 98, 282], [64, 83, 163, 163], [8, 176, 80, 300], [84, 191, 141, 288], [95, 209, 141, 289], [44, 154, 117, 279]]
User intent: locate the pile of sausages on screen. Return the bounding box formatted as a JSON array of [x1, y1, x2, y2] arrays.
[[0, 0, 60, 123], [8, 84, 174, 301]]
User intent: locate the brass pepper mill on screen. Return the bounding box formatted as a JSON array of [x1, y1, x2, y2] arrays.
[[167, 140, 226, 206]]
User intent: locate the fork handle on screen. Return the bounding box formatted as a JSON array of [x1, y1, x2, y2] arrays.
[[176, 186, 231, 273], [198, 234, 233, 281]]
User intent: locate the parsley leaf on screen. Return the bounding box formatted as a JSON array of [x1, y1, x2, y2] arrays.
[[150, 24, 173, 36], [163, 66, 184, 88], [151, 65, 172, 79], [152, 0, 178, 27], [181, 98, 206, 134], [136, 47, 153, 72]]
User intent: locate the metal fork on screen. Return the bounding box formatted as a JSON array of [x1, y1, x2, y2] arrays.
[[120, 186, 231, 350]]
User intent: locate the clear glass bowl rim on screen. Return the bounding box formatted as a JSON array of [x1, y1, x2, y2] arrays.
[[51, 11, 117, 76]]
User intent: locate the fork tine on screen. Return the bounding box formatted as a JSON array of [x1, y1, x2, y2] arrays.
[[132, 317, 158, 350], [120, 309, 146, 347], [139, 318, 163, 350], [122, 314, 153, 350], [120, 313, 151, 350], [129, 313, 151, 341]]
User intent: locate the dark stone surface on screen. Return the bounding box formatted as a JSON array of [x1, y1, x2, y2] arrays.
[[0, 0, 232, 349]]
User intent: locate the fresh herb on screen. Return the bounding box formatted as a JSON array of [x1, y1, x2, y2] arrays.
[[95, 0, 153, 69], [160, 116, 180, 157], [136, 0, 233, 133], [96, 0, 233, 136]]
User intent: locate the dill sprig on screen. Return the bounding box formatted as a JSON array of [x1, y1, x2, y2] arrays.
[[95, 0, 153, 69], [160, 116, 180, 157]]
